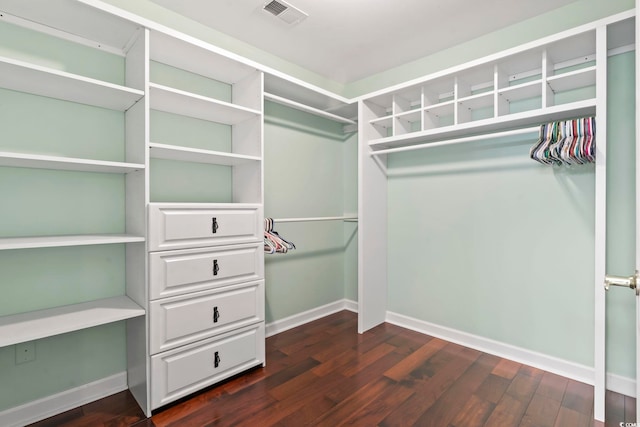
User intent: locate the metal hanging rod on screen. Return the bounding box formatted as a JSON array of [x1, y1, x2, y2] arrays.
[[369, 126, 540, 156], [270, 216, 358, 223]]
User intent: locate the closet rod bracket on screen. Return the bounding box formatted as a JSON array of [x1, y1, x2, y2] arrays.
[[604, 271, 639, 295]]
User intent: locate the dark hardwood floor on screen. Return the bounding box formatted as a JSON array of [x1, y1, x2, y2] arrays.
[[29, 310, 635, 426]]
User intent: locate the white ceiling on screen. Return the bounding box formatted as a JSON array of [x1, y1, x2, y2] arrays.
[[149, 0, 579, 84]]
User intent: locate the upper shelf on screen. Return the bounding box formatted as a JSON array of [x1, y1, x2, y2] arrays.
[[264, 93, 356, 125], [149, 30, 258, 85], [369, 99, 596, 151], [0, 56, 144, 110], [264, 73, 357, 124], [149, 83, 261, 124], [0, 0, 141, 55]]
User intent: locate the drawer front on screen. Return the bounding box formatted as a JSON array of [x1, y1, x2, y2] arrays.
[[149, 204, 262, 251], [149, 243, 264, 299], [149, 280, 264, 354], [151, 324, 265, 409]]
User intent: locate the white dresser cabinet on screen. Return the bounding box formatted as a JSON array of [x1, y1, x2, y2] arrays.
[[148, 204, 265, 409]]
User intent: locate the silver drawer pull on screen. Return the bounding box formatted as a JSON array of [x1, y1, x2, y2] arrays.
[[214, 351, 221, 368], [213, 259, 219, 276], [213, 306, 220, 323]]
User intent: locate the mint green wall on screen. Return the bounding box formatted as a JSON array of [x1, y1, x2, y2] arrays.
[[263, 102, 356, 321], [605, 52, 636, 378], [0, 323, 126, 411], [386, 52, 635, 375], [343, 132, 359, 302]]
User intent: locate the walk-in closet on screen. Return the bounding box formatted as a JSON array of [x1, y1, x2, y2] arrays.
[[0, 0, 638, 425]]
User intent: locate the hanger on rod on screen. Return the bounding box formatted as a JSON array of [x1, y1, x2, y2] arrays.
[[529, 117, 595, 165], [264, 218, 296, 254]]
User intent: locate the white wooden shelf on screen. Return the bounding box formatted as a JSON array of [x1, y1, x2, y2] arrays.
[[369, 99, 596, 150], [149, 143, 261, 166], [0, 234, 145, 251], [0, 296, 145, 347], [547, 66, 597, 93], [0, 56, 144, 110], [0, 151, 144, 173], [149, 30, 258, 85], [264, 92, 356, 125], [149, 83, 261, 125], [498, 80, 542, 102]]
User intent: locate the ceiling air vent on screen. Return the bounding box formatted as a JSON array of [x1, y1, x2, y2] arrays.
[[262, 0, 308, 25]]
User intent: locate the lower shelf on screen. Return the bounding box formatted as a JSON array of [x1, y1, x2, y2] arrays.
[[0, 296, 145, 347]]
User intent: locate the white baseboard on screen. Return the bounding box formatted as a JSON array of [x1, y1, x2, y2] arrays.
[[266, 298, 357, 337], [0, 372, 128, 427], [385, 311, 636, 398], [607, 372, 636, 398]]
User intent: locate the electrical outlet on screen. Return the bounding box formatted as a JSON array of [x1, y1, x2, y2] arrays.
[[15, 341, 36, 364]]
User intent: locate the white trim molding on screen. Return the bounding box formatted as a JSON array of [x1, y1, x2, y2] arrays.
[[385, 311, 636, 398], [0, 372, 128, 427], [265, 299, 357, 337]]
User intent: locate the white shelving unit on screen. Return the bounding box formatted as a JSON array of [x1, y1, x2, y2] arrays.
[[263, 73, 357, 129], [357, 11, 635, 424], [363, 28, 601, 154], [146, 28, 266, 411], [0, 0, 148, 424]]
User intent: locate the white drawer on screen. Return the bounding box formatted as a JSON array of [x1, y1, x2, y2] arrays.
[[149, 243, 264, 300], [150, 323, 265, 409], [148, 204, 262, 251], [149, 280, 264, 354]]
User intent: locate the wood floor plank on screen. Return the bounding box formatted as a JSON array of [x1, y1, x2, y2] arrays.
[[335, 381, 415, 426], [505, 369, 543, 403], [536, 371, 569, 402], [310, 377, 395, 426], [384, 337, 448, 382], [380, 344, 473, 426], [341, 341, 396, 377], [413, 347, 490, 426], [238, 371, 346, 426], [554, 406, 593, 427], [476, 373, 512, 404], [484, 393, 528, 427], [449, 394, 495, 427], [624, 395, 637, 423], [26, 311, 635, 427], [492, 358, 522, 380], [562, 380, 594, 415], [520, 393, 562, 427]]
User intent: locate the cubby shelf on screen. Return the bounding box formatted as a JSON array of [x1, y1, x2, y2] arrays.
[[149, 143, 261, 166], [0, 234, 145, 251], [149, 83, 261, 125], [0, 296, 145, 347], [369, 99, 596, 150], [0, 56, 144, 111], [0, 151, 145, 173]]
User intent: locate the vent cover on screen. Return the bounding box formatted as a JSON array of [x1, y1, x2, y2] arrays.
[[262, 0, 308, 25]]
